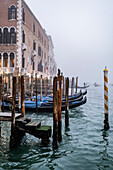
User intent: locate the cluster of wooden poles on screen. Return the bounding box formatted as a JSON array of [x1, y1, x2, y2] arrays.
[[0, 73, 53, 112], [53, 69, 70, 148], [0, 70, 80, 148]]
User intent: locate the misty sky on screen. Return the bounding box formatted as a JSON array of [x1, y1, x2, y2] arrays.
[[25, 0, 113, 85]]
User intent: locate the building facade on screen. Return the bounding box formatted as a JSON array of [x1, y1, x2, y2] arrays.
[[0, 0, 57, 78]]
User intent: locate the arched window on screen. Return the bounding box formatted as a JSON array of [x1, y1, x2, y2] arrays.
[[10, 52, 14, 67], [0, 28, 2, 44], [8, 5, 17, 20], [10, 27, 16, 44], [0, 54, 1, 67], [3, 53, 8, 67], [3, 28, 9, 44]]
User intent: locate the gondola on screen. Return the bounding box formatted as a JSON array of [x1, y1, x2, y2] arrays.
[[25, 96, 87, 112], [44, 90, 87, 102], [77, 85, 90, 89], [41, 95, 83, 106]]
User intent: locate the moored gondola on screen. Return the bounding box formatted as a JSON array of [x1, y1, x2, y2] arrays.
[[24, 96, 87, 112]]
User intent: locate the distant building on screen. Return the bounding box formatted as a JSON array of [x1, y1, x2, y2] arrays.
[[0, 0, 57, 78], [48, 36, 57, 77]]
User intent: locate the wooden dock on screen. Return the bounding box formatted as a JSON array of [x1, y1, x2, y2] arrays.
[[0, 112, 21, 121], [0, 112, 51, 147], [0, 75, 52, 148]]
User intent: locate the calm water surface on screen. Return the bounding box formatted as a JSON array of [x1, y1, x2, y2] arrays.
[[0, 85, 113, 170]]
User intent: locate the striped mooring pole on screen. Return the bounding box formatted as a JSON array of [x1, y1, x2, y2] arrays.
[[104, 66, 109, 130]]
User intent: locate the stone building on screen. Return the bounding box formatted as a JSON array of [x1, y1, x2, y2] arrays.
[[0, 0, 57, 78]]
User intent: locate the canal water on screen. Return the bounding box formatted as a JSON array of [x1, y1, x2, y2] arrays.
[[0, 85, 113, 170]]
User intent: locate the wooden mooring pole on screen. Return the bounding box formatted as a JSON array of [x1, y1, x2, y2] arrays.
[[57, 69, 62, 142], [71, 77, 74, 95], [75, 76, 78, 93], [0, 76, 2, 112], [53, 76, 58, 148], [0, 76, 2, 136], [65, 77, 69, 127], [2, 73, 4, 112], [31, 73, 33, 100], [40, 75, 42, 101], [12, 76, 16, 129], [10, 76, 16, 148], [18, 76, 21, 112], [21, 75, 25, 117], [35, 73, 38, 113]]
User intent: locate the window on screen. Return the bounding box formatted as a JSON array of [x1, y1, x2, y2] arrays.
[[0, 28, 2, 44], [38, 46, 41, 56], [38, 30, 40, 40], [33, 41, 36, 50], [38, 59, 43, 72], [22, 30, 25, 43], [3, 53, 8, 67], [10, 27, 16, 44], [22, 52, 25, 68], [8, 5, 17, 20], [10, 52, 14, 67], [0, 54, 1, 67], [3, 28, 9, 44], [33, 22, 35, 34], [23, 8, 25, 23]]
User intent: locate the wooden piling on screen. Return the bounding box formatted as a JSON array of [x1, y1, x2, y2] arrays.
[[0, 76, 2, 112], [18, 76, 21, 112], [75, 76, 78, 93], [57, 69, 62, 142], [10, 76, 25, 149], [11, 76, 16, 130], [71, 77, 74, 95], [21, 75, 25, 117], [2, 73, 4, 112], [65, 77, 69, 127], [40, 75, 42, 101], [53, 76, 58, 148], [35, 73, 38, 113], [0, 76, 1, 136], [0, 121, 1, 137], [31, 73, 33, 100], [10, 75, 12, 95]]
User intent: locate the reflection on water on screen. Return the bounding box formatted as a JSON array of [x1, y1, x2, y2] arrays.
[[0, 86, 113, 169]]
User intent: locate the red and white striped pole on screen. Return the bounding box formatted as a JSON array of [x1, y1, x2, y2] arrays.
[[103, 66, 109, 130]]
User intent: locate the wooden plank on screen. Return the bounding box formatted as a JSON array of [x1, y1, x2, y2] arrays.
[[0, 112, 21, 121], [26, 121, 41, 129]]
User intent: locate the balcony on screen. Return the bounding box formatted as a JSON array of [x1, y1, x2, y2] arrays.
[[0, 67, 14, 74], [22, 43, 27, 51]]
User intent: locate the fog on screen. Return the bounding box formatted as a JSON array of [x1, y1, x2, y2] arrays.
[[25, 0, 113, 85]]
